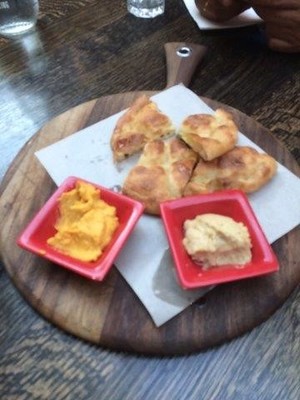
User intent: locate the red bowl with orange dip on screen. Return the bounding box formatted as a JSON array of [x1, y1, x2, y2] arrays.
[[17, 176, 144, 281]]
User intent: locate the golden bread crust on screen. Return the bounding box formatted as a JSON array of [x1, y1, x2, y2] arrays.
[[110, 95, 175, 162], [122, 138, 198, 215], [178, 108, 238, 160], [184, 146, 277, 196]]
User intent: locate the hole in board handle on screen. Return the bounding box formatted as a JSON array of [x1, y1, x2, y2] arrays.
[[176, 46, 192, 58]]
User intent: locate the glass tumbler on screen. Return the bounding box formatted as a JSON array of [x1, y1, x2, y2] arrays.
[[0, 0, 39, 37], [127, 0, 165, 18]]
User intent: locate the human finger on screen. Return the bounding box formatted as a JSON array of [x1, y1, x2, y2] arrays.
[[251, 4, 300, 52]]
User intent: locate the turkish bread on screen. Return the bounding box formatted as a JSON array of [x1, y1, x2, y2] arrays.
[[184, 146, 277, 196], [122, 138, 198, 215], [178, 108, 238, 161], [110, 95, 175, 162]]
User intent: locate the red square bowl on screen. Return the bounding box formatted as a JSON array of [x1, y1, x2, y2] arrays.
[[160, 190, 279, 289], [17, 176, 144, 281]]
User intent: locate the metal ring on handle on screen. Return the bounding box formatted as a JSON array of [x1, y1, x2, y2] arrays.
[[176, 46, 192, 57]]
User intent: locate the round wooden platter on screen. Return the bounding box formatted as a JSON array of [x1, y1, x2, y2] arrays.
[[1, 44, 299, 356]]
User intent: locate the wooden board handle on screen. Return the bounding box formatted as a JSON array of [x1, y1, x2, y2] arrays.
[[164, 42, 207, 88]]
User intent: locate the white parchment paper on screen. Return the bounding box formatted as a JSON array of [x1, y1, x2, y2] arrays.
[[183, 0, 262, 30], [35, 85, 300, 326]]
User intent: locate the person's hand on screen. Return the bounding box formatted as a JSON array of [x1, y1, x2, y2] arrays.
[[250, 0, 300, 52], [195, 0, 300, 53]]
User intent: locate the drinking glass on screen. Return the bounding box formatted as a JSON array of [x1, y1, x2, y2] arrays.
[[127, 0, 165, 18], [0, 0, 39, 37]]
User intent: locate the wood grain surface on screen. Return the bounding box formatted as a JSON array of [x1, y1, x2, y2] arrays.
[[1, 1, 299, 398], [1, 88, 299, 355]]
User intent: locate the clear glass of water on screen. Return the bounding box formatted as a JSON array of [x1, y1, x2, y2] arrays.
[[0, 0, 39, 37], [127, 0, 165, 18]]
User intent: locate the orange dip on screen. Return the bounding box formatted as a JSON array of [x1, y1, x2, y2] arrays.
[[47, 181, 119, 262]]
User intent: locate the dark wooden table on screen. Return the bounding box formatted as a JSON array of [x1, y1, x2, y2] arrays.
[[0, 1, 299, 399]]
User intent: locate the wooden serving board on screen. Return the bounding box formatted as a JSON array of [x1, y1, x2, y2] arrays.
[[0, 43, 299, 356]]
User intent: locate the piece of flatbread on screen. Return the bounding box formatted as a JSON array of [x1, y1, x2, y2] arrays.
[[178, 108, 238, 161], [184, 146, 277, 196], [111, 95, 175, 162], [122, 138, 198, 215]]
